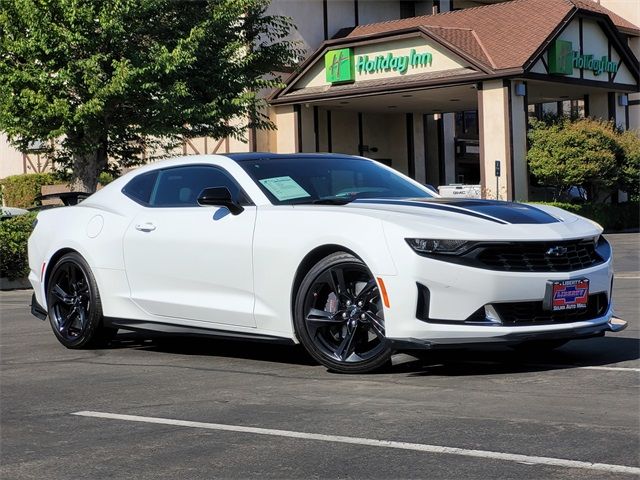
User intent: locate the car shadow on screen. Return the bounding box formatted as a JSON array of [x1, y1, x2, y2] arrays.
[[108, 331, 639, 376], [109, 332, 318, 366], [388, 336, 640, 377]]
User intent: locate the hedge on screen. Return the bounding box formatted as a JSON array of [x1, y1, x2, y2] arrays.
[[0, 212, 37, 280], [534, 202, 639, 232], [0, 173, 60, 208]]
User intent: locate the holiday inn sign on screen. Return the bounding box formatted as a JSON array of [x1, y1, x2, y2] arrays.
[[548, 39, 619, 76], [325, 47, 435, 84]]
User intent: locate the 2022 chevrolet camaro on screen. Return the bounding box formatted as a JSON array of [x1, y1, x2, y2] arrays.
[[28, 153, 626, 373]]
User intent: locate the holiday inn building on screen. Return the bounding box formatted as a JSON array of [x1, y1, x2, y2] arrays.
[[1, 0, 639, 202]]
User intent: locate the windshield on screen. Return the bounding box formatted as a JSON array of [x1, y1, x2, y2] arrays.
[[238, 156, 434, 205]]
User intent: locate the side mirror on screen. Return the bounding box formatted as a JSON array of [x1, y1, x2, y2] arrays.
[[197, 187, 244, 215]]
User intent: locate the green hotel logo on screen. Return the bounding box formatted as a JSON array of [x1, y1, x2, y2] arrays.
[[549, 40, 574, 75], [325, 47, 435, 83], [549, 39, 619, 76], [357, 49, 432, 75], [325, 48, 354, 84]]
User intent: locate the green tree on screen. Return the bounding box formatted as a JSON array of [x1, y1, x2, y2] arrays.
[[0, 0, 297, 192], [527, 117, 635, 201]]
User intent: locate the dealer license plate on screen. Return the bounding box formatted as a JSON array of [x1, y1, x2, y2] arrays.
[[548, 279, 589, 311]]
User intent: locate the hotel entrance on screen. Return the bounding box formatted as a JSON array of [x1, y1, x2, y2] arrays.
[[270, 1, 638, 201]]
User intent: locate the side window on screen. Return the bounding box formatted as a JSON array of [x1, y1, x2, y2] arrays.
[[122, 171, 158, 206], [150, 166, 245, 207]]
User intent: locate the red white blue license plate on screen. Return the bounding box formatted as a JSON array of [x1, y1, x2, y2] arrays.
[[551, 279, 589, 311]]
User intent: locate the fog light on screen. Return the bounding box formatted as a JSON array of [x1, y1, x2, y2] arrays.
[[484, 305, 502, 325]]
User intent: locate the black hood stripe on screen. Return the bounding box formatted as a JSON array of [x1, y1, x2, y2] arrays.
[[354, 199, 509, 224], [352, 199, 561, 225]]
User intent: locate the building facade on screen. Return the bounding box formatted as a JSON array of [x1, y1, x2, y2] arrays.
[[1, 0, 639, 201]]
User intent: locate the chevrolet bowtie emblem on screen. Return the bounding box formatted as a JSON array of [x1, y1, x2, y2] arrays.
[[546, 246, 568, 257]]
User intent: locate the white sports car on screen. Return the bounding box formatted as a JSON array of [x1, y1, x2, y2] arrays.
[[28, 153, 626, 373]]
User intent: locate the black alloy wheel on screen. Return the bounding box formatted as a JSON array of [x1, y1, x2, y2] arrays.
[[46, 252, 115, 348], [295, 252, 392, 373]]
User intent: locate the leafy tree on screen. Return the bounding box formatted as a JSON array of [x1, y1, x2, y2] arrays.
[[0, 0, 298, 192], [527, 117, 638, 202]]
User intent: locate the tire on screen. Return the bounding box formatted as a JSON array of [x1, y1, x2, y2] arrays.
[[46, 252, 117, 349], [512, 339, 569, 353], [294, 252, 392, 373]]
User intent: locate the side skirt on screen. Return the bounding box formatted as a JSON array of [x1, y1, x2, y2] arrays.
[[103, 318, 296, 345], [31, 294, 48, 321]]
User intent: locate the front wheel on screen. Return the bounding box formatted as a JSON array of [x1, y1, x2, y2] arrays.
[[294, 252, 392, 373], [46, 252, 116, 349]]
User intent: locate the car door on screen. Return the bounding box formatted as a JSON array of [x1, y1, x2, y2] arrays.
[[122, 164, 257, 328]]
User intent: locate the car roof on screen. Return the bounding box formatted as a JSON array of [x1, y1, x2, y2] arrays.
[[225, 152, 363, 162]]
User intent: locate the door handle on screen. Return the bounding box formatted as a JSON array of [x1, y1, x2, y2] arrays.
[[135, 222, 156, 232]]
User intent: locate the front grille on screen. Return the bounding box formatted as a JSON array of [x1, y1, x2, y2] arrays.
[[492, 293, 608, 326], [476, 239, 603, 272]]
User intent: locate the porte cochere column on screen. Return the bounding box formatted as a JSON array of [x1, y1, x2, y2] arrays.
[[477, 79, 528, 202]]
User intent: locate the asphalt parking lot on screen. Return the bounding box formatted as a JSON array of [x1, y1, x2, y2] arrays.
[[1, 233, 638, 479]]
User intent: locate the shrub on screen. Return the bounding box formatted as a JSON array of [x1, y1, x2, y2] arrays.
[[0, 173, 61, 208], [618, 130, 640, 200], [98, 172, 115, 186], [0, 212, 37, 280], [528, 117, 639, 202], [533, 202, 639, 231]]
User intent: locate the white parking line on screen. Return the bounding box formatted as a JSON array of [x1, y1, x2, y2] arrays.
[[72, 411, 640, 475], [575, 365, 640, 373], [458, 360, 640, 373], [615, 272, 640, 279]]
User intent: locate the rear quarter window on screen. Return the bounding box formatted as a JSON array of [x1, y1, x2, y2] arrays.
[[122, 171, 158, 206]]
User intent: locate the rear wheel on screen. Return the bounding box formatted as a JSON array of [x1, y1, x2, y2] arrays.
[[294, 252, 392, 373], [46, 252, 116, 348]]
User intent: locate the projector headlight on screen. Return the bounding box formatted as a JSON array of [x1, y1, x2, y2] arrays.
[[405, 238, 473, 255]]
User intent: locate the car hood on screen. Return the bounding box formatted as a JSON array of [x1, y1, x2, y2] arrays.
[[339, 198, 601, 241]]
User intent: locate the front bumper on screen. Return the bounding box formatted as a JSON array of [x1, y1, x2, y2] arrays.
[[389, 306, 627, 350], [380, 235, 620, 344]]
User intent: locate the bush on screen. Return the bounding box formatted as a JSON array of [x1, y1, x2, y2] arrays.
[[0, 212, 37, 280], [98, 172, 115, 186], [533, 202, 639, 231], [0, 173, 61, 208], [528, 117, 639, 201]]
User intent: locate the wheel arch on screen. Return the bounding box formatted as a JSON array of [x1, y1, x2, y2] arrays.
[[289, 244, 363, 330], [43, 248, 81, 295]]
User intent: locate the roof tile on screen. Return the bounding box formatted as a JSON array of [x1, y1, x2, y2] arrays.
[[346, 0, 639, 71]]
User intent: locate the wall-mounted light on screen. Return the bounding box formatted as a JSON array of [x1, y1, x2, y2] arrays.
[[619, 95, 629, 107], [359, 145, 378, 153], [515, 83, 526, 97]]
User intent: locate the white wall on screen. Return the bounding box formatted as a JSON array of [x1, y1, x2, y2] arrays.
[[0, 133, 26, 178]]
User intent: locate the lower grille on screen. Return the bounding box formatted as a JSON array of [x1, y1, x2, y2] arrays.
[[492, 293, 608, 326]]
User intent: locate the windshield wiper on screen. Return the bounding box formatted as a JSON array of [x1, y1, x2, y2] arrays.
[[310, 197, 354, 205]]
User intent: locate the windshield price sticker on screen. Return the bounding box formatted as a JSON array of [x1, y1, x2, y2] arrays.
[[259, 176, 311, 201]]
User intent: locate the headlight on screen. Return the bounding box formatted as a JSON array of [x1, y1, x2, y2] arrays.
[[405, 238, 472, 255]]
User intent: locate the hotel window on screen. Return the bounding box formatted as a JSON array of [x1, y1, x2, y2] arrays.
[[400, 1, 417, 18]]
